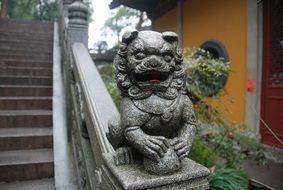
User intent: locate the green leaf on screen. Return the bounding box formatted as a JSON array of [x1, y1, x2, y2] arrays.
[[208, 168, 249, 190]]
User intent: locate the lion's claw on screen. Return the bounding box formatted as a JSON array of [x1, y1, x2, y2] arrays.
[[114, 147, 134, 166]]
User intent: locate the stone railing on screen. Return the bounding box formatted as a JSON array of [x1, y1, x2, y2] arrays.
[[69, 43, 117, 189], [58, 1, 209, 189], [58, 1, 116, 189]]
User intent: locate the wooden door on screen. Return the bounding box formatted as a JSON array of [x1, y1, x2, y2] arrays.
[[260, 0, 283, 148]]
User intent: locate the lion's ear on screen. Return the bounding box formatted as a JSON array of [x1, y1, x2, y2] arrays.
[[162, 31, 178, 44], [122, 30, 139, 44]]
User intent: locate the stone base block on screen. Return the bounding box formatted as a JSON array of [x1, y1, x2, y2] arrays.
[[101, 153, 210, 190]]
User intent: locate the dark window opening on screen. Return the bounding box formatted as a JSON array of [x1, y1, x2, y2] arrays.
[[198, 39, 230, 97], [205, 48, 220, 59], [200, 39, 229, 61]]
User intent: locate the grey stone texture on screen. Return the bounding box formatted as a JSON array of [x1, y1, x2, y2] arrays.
[[68, 0, 88, 26], [103, 153, 209, 190], [106, 30, 208, 181]]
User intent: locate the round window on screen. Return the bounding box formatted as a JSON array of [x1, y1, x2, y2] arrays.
[[200, 39, 229, 61], [198, 40, 230, 97]]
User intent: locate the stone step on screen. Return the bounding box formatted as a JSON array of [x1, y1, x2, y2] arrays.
[[0, 29, 53, 36], [0, 53, 52, 61], [0, 26, 53, 34], [0, 46, 53, 54], [0, 35, 52, 42], [0, 26, 53, 32], [0, 127, 53, 151], [0, 32, 53, 41], [0, 85, 52, 97], [0, 59, 52, 68], [0, 178, 54, 190], [0, 148, 54, 182], [0, 18, 55, 185], [0, 34, 53, 42], [0, 21, 53, 28], [0, 19, 53, 28], [0, 38, 53, 46], [0, 44, 53, 53], [0, 26, 53, 33], [0, 39, 53, 48], [0, 110, 52, 128], [0, 37, 52, 43], [0, 75, 52, 85], [0, 49, 52, 56], [0, 30, 52, 37], [0, 97, 52, 110], [0, 40, 52, 47], [0, 66, 53, 76]]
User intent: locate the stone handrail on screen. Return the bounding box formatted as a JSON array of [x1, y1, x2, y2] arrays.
[[58, 1, 117, 189], [71, 42, 115, 155], [68, 43, 116, 189]]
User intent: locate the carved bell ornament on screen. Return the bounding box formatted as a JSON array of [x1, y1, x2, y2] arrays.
[[68, 0, 88, 26]]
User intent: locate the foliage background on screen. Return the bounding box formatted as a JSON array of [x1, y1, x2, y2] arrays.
[[0, 0, 93, 22], [0, 0, 58, 21]]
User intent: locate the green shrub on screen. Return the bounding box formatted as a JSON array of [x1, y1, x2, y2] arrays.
[[202, 125, 266, 169], [99, 64, 114, 83], [98, 64, 121, 107], [184, 48, 231, 97], [188, 137, 216, 168], [105, 81, 121, 107], [208, 168, 249, 190]]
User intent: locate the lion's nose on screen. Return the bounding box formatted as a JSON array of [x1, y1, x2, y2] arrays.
[[145, 58, 162, 68]]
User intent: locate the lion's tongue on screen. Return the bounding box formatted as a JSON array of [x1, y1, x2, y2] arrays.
[[149, 79, 160, 84]]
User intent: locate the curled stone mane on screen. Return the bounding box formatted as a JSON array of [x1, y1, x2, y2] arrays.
[[106, 31, 205, 177], [113, 30, 186, 100]]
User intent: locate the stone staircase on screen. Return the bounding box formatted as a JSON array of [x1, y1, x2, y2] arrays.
[[0, 19, 54, 189]]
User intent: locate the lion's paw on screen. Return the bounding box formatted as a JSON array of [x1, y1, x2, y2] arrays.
[[113, 147, 134, 166]]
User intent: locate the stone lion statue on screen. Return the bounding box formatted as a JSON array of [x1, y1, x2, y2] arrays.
[[107, 30, 197, 175]]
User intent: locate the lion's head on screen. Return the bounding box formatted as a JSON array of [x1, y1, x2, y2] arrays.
[[113, 30, 186, 100]]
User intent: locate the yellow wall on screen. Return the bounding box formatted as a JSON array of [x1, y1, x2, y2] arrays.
[[154, 0, 248, 124], [153, 7, 177, 33]]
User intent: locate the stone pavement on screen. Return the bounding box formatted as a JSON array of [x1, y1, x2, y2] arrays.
[[243, 146, 283, 190]]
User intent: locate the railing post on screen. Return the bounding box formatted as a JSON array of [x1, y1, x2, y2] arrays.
[[67, 0, 88, 48], [61, 0, 89, 142], [58, 0, 72, 62]]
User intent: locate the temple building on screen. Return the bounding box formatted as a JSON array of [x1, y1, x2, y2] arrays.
[[110, 0, 283, 148]]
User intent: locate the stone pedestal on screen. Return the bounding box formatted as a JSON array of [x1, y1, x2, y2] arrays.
[[67, 26, 88, 48], [101, 153, 210, 190]]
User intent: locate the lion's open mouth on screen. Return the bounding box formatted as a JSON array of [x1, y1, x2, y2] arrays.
[[134, 71, 169, 84]]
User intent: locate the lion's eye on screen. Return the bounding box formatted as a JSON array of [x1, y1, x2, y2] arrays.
[[164, 54, 173, 62], [135, 52, 146, 60]]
